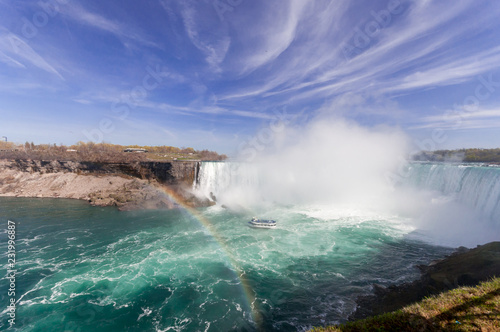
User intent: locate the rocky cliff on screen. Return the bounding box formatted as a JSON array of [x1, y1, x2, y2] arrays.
[[6, 159, 200, 185], [0, 159, 208, 209], [351, 242, 500, 320]]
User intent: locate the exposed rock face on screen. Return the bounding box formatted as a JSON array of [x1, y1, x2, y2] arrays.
[[0, 159, 211, 210], [351, 242, 500, 320], [6, 159, 199, 185], [138, 161, 200, 185]]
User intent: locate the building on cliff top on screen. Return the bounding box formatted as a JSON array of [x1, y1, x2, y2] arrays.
[[123, 148, 148, 153]]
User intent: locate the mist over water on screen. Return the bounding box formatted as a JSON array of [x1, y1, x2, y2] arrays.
[[202, 118, 410, 210], [197, 118, 500, 248], [396, 163, 500, 247]]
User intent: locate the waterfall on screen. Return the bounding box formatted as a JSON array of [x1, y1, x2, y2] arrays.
[[192, 161, 201, 189], [195, 162, 260, 206], [197, 161, 500, 220], [195, 160, 499, 246], [401, 163, 500, 222]]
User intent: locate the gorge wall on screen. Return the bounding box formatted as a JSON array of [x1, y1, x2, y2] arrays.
[[5, 159, 200, 185], [0, 159, 205, 209]]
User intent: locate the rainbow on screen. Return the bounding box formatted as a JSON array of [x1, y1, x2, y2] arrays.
[[157, 186, 263, 330]]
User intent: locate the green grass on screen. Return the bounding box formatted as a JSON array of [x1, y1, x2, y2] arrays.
[[311, 277, 500, 331]]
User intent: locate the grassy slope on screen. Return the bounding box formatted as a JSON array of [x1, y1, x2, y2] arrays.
[[311, 277, 500, 331]]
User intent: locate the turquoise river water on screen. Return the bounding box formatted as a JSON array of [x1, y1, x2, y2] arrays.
[[1, 162, 499, 331]]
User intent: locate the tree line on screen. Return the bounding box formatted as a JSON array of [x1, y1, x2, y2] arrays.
[[413, 148, 500, 163], [0, 141, 227, 162]]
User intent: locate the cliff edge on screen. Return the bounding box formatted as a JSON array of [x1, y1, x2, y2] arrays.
[[351, 241, 500, 320], [0, 159, 209, 210]]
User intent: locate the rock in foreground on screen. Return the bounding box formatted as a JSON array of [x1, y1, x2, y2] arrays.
[[352, 241, 500, 320]]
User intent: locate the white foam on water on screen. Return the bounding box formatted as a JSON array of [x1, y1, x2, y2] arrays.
[[137, 307, 153, 321]]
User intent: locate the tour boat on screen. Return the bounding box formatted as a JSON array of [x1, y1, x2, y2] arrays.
[[248, 217, 277, 229]]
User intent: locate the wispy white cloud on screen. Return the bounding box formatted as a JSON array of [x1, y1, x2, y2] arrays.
[[72, 8, 121, 34], [220, 0, 500, 112], [218, 1, 349, 100], [411, 118, 500, 130], [0, 50, 25, 68], [0, 29, 64, 79], [379, 45, 500, 94], [152, 102, 273, 120], [73, 99, 92, 105], [179, 2, 231, 72], [235, 0, 307, 75], [0, 80, 45, 92], [60, 3, 160, 49], [410, 108, 500, 130]]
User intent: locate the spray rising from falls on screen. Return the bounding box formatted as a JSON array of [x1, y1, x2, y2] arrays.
[[196, 161, 500, 246], [194, 118, 500, 247], [197, 161, 500, 219], [197, 118, 409, 212], [392, 163, 500, 247]]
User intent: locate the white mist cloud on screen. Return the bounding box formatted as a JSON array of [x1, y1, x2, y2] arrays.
[[197, 115, 499, 248], [253, 117, 410, 207], [202, 116, 410, 211], [391, 187, 500, 248]]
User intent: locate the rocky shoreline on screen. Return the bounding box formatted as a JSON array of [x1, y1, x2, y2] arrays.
[[0, 159, 212, 210], [351, 241, 500, 320]]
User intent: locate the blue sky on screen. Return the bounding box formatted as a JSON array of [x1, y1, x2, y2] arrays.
[[1, 0, 500, 153]]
